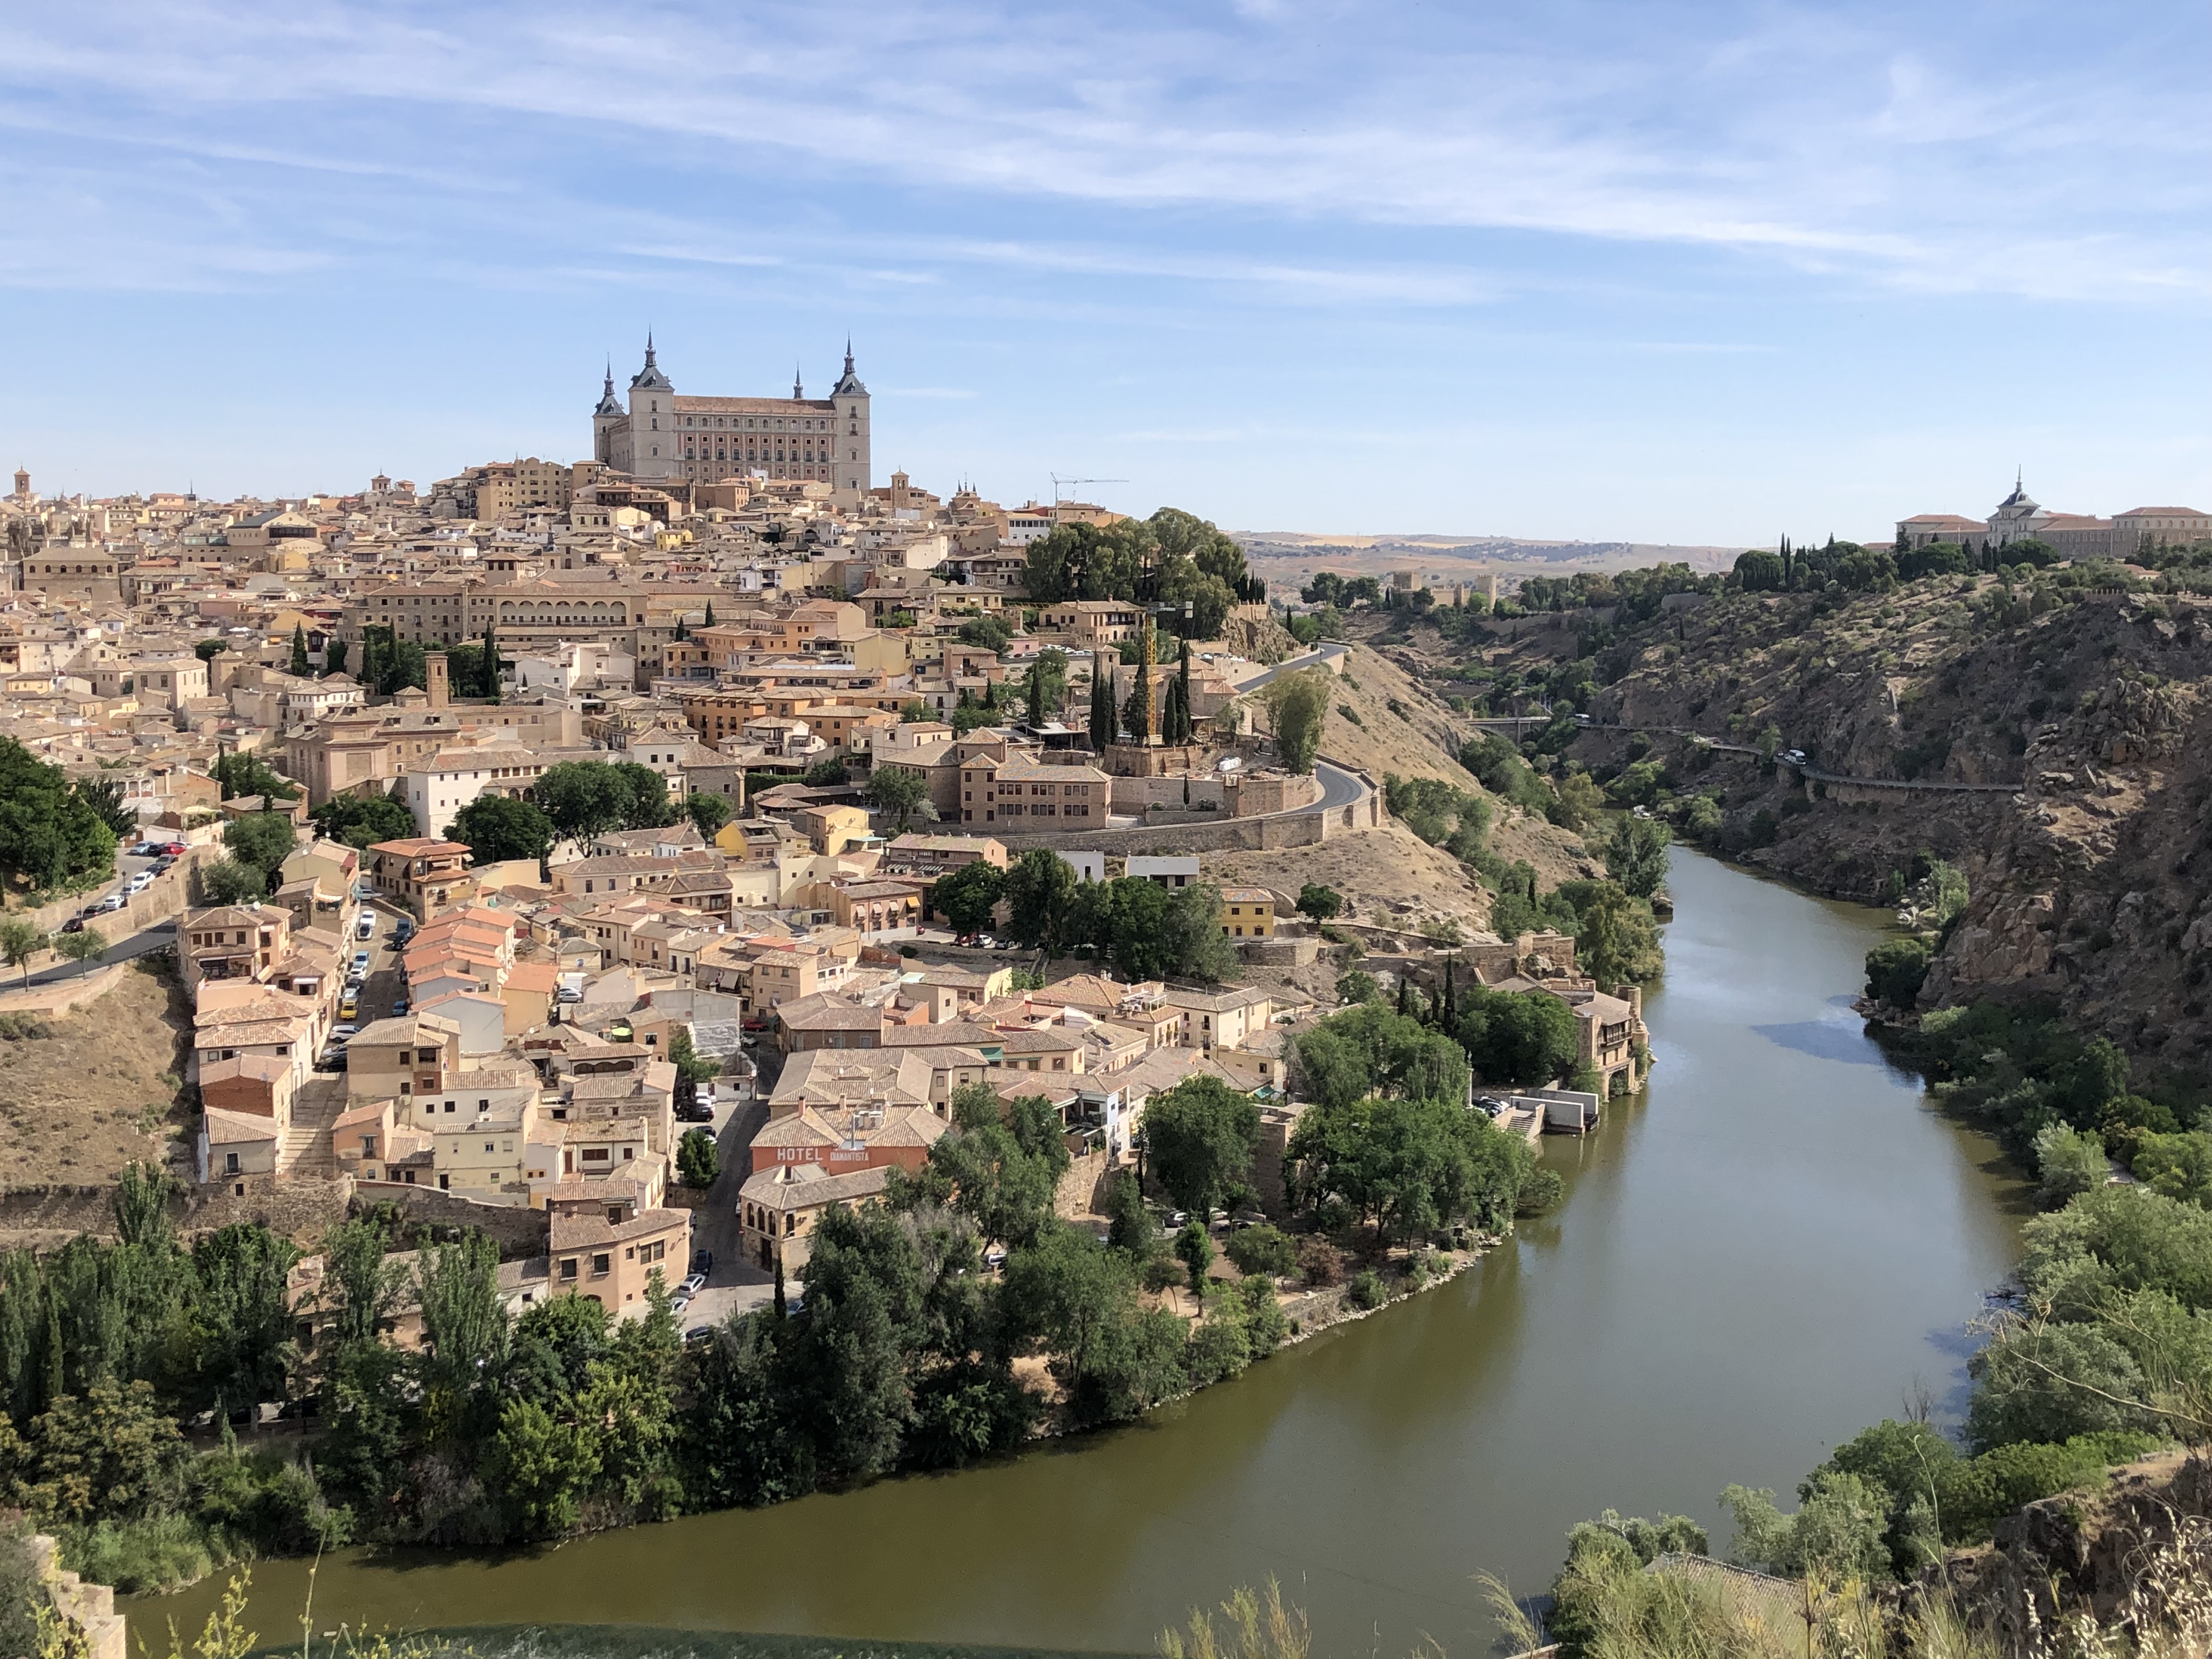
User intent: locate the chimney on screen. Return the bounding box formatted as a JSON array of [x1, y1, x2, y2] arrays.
[[425, 652, 449, 709]]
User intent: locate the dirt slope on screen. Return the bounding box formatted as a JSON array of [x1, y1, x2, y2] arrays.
[[0, 961, 193, 1184]]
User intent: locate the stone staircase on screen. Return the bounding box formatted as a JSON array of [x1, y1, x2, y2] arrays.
[[276, 1080, 346, 1180]]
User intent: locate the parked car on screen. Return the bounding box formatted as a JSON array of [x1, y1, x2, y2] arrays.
[[351, 950, 371, 974], [331, 1023, 359, 1041], [669, 1295, 693, 1319], [94, 894, 127, 914], [356, 915, 376, 941], [338, 995, 359, 1022], [691, 1248, 714, 1276], [675, 1101, 713, 1123], [1781, 748, 1809, 766], [315, 1046, 347, 1071], [679, 1273, 708, 1297], [124, 873, 152, 895], [128, 840, 160, 857], [159, 842, 187, 856], [392, 995, 410, 1015], [685, 1325, 715, 1346], [700, 1084, 718, 1108]]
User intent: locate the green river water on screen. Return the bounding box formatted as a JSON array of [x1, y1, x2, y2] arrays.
[[140, 849, 2028, 1658]]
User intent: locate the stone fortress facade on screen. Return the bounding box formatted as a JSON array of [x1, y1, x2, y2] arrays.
[[1898, 477, 2211, 558], [591, 338, 872, 507]]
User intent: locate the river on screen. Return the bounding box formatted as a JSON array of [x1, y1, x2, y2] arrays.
[[138, 849, 2028, 1658]]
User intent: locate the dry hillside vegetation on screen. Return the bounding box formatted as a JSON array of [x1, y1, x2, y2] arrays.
[[1313, 643, 1482, 791], [0, 961, 193, 1185]]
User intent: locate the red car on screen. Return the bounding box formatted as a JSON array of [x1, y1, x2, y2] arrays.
[[160, 842, 188, 856]]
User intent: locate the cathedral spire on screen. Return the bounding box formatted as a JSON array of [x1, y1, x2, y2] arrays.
[[793, 363, 804, 400]]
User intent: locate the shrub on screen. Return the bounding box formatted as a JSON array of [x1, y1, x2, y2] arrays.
[[1347, 1269, 1387, 1310], [1516, 1166, 1565, 1216], [1296, 1235, 1342, 1286], [1864, 937, 1932, 1007], [1224, 1224, 1297, 1279]]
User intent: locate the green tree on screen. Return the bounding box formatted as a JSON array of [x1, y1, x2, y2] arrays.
[[290, 624, 311, 677], [177, 1223, 301, 1414], [1602, 816, 1671, 899], [684, 792, 732, 840], [1158, 882, 1241, 983], [1088, 653, 1118, 749], [0, 918, 47, 986], [1296, 883, 1343, 922], [195, 638, 228, 662], [449, 794, 557, 865], [532, 762, 634, 846], [1259, 669, 1330, 775], [801, 756, 849, 786], [865, 766, 937, 833], [1004, 848, 1080, 953], [1294, 1001, 1471, 1111], [1720, 1473, 1891, 1579], [223, 811, 295, 878], [1455, 987, 1580, 1089], [1563, 881, 1662, 986], [1142, 1076, 1261, 1218], [5, 1380, 188, 1527], [198, 858, 266, 905], [930, 860, 1005, 932], [1288, 1093, 1533, 1244], [0, 740, 120, 891], [678, 1128, 720, 1190], [52, 928, 107, 977], [323, 637, 347, 678], [1864, 937, 1932, 1007], [2038, 1124, 2111, 1207], [1335, 969, 1379, 1005], [1963, 1322, 2152, 1452], [1224, 1225, 1296, 1279], [308, 791, 415, 850], [1173, 1221, 1213, 1294], [1731, 549, 1785, 591], [486, 1395, 599, 1540], [957, 615, 1012, 653], [1103, 1171, 1154, 1257], [74, 775, 136, 839]]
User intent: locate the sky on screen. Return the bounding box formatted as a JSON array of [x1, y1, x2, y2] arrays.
[[3, 0, 2210, 545]]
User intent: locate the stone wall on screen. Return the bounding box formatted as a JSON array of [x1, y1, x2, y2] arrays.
[[0, 1174, 352, 1249], [353, 1183, 552, 1257], [1054, 1147, 1116, 1220]]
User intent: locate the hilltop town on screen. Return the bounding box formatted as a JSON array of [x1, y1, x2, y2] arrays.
[[0, 343, 1647, 1336]]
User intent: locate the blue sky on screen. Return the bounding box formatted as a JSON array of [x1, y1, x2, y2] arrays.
[[3, 0, 2209, 544]]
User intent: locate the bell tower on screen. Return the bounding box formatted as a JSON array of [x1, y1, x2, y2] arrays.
[[831, 339, 871, 509], [627, 335, 676, 480]]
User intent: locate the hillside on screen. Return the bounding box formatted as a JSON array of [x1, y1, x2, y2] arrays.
[[1386, 574, 2212, 1072], [1224, 641, 1595, 943], [0, 960, 193, 1188]]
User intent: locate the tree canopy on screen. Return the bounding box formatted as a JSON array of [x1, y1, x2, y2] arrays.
[[1141, 1076, 1261, 1217], [450, 795, 557, 865]]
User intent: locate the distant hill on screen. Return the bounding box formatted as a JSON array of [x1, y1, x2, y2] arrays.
[[1232, 531, 1745, 584]]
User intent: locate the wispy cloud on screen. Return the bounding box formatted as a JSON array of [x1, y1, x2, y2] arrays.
[[3, 1, 2208, 301]]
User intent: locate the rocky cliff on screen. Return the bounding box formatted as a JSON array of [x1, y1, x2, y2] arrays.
[[1498, 581, 2212, 1074]]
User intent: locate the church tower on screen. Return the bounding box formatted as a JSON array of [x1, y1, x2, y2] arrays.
[[831, 340, 872, 509], [591, 362, 626, 466], [627, 335, 676, 480]]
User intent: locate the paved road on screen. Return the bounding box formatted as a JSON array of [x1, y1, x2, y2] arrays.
[[676, 1073, 777, 1333], [16, 916, 177, 987], [1312, 758, 1367, 812], [1596, 721, 2024, 795], [1239, 641, 1350, 690]]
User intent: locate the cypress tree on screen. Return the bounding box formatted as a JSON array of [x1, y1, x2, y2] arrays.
[[43, 1291, 63, 1409], [1127, 626, 1155, 744], [1441, 956, 1457, 1029], [325, 638, 347, 679], [1175, 638, 1194, 743], [1396, 974, 1411, 1017], [1026, 662, 1045, 727], [1088, 652, 1116, 751], [704, 601, 716, 629], [290, 623, 309, 677], [481, 626, 500, 702]]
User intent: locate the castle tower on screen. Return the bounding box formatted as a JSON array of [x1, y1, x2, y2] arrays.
[[627, 335, 675, 481], [591, 362, 626, 467], [831, 340, 872, 509], [425, 652, 450, 709]]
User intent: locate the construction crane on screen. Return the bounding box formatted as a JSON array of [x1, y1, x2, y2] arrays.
[[1049, 473, 1127, 504]]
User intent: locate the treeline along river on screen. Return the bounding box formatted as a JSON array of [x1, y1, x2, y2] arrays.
[[140, 850, 2027, 1658]]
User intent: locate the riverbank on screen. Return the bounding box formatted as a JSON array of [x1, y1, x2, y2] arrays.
[[136, 849, 2022, 1659]]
